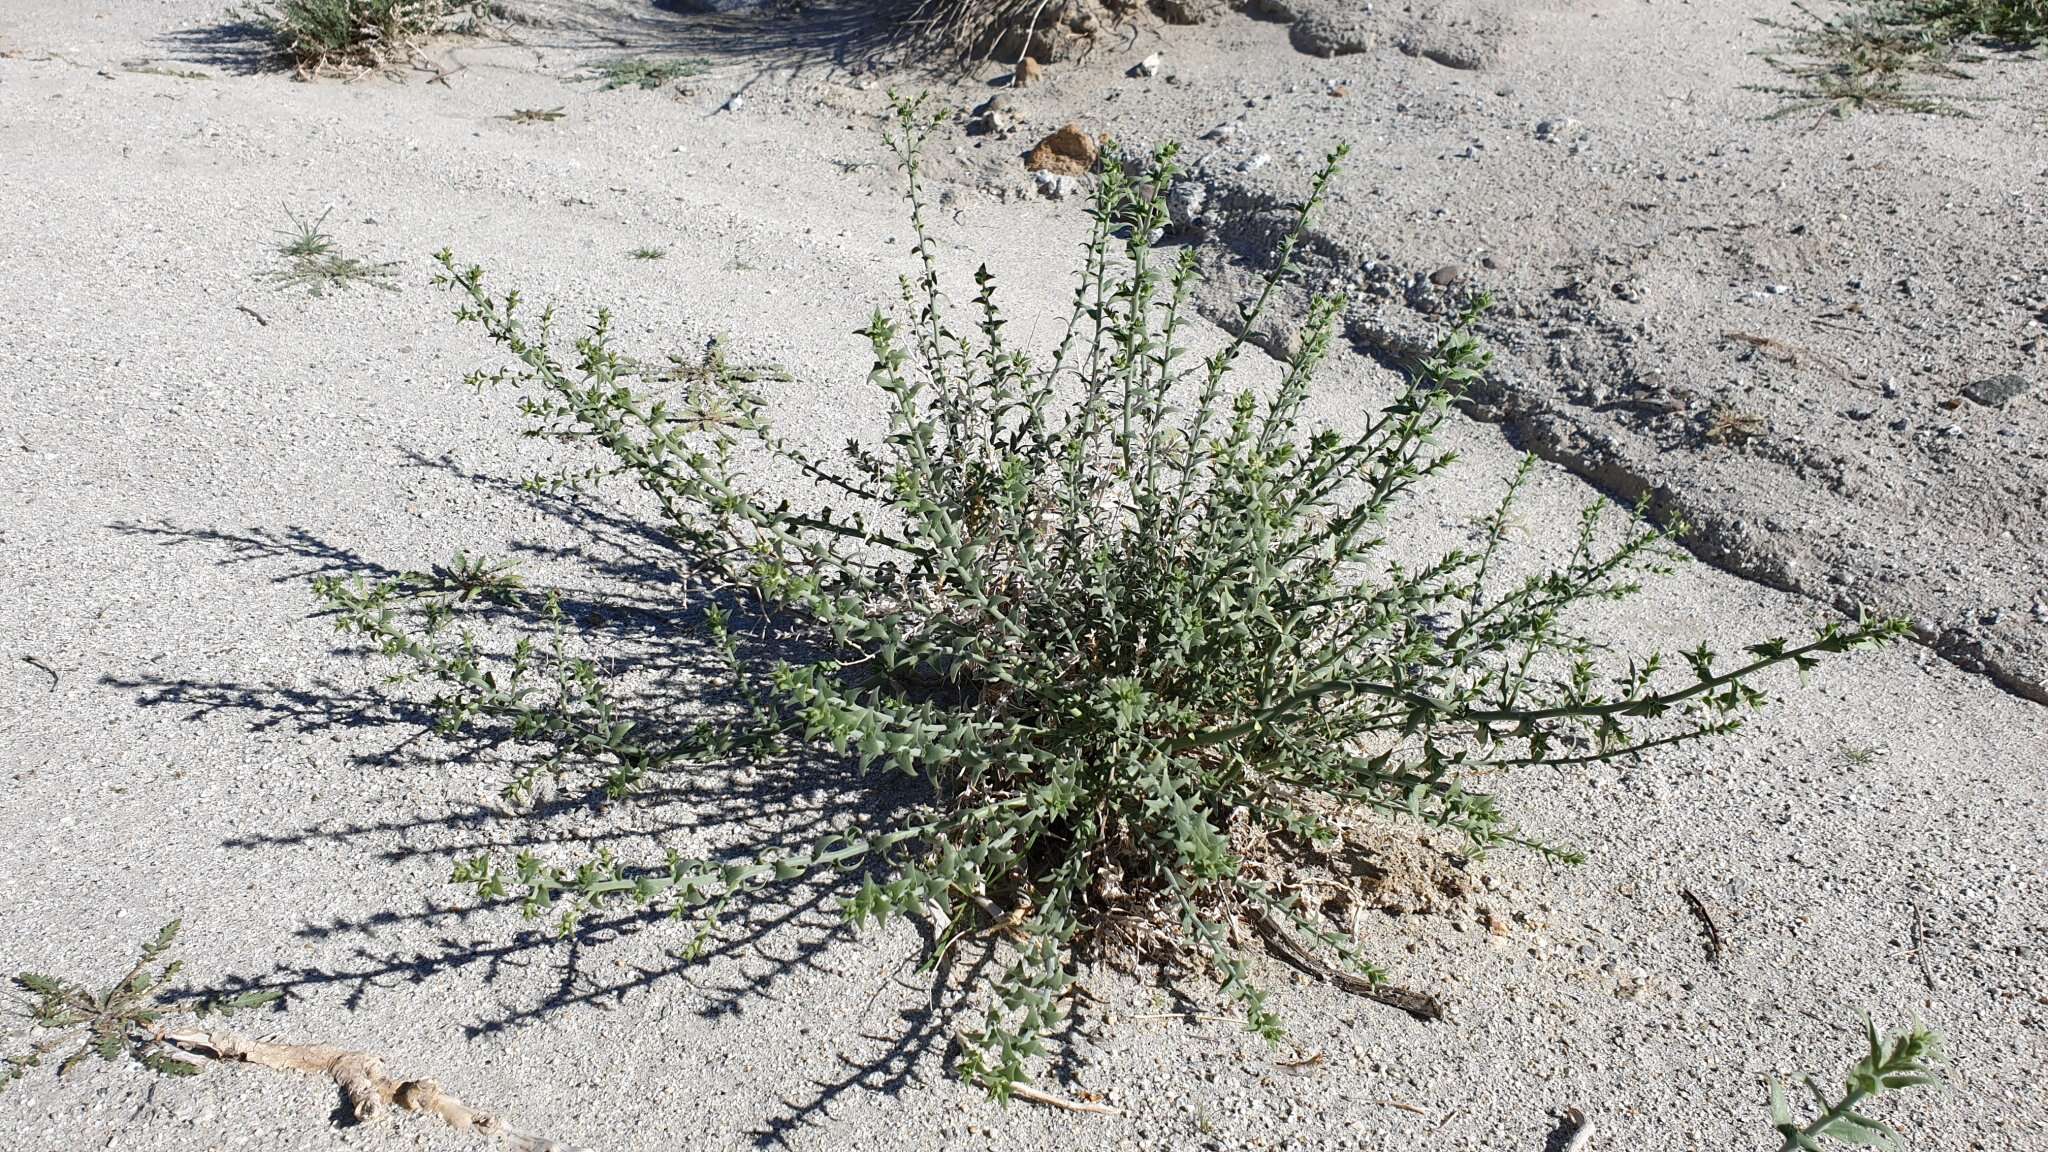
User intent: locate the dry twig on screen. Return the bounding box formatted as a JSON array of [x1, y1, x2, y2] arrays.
[[1252, 912, 1444, 1021], [158, 1028, 584, 1151], [1375, 1099, 1430, 1116], [1276, 1048, 1325, 1071], [1008, 1082, 1119, 1115], [1681, 888, 1724, 963], [20, 654, 61, 689], [1911, 901, 1938, 990], [1560, 1105, 1596, 1151]]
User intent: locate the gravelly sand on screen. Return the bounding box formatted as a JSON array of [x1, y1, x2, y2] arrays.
[[1, 4, 2042, 1151]]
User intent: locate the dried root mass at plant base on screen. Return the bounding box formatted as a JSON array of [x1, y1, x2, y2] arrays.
[[315, 95, 1908, 1097]]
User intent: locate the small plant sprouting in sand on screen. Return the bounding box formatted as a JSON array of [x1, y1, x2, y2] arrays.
[[503, 106, 565, 124], [315, 94, 1908, 1099], [1705, 404, 1767, 446], [590, 56, 709, 91], [1754, 0, 2044, 117], [1912, 0, 2048, 41], [658, 338, 792, 386], [275, 208, 339, 261], [4, 922, 581, 1146], [2, 921, 280, 1090], [264, 209, 398, 296], [1769, 1016, 1944, 1151], [234, 1, 486, 75], [1755, 3, 1972, 117], [628, 246, 668, 261]]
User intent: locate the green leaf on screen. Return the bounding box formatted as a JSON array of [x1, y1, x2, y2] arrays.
[[140, 1051, 202, 1078], [1770, 1079, 1793, 1127], [1818, 1110, 1899, 1150]]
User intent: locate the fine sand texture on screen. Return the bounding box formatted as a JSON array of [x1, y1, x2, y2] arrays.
[[1, 4, 2043, 1151]]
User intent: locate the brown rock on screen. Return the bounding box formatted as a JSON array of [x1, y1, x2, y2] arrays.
[[1012, 56, 1042, 88], [1293, 15, 1376, 57], [1429, 263, 1465, 287], [1025, 122, 1099, 177]]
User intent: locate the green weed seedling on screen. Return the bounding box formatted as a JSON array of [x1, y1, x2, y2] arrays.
[[264, 209, 397, 296], [2, 921, 280, 1091], [1770, 1016, 1945, 1151]]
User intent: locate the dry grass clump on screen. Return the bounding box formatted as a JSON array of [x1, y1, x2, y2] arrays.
[[235, 0, 484, 74], [1914, 0, 2048, 41], [906, 0, 1117, 63]]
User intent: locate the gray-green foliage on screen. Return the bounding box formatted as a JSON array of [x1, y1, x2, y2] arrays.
[[234, 0, 483, 72], [313, 95, 1907, 1097], [1913, 0, 2048, 41], [3, 922, 281, 1091], [590, 57, 709, 91], [1771, 1017, 1944, 1151], [264, 209, 397, 295], [1756, 0, 2044, 117]]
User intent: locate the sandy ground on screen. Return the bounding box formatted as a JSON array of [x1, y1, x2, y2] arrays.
[[0, 3, 2043, 1151]]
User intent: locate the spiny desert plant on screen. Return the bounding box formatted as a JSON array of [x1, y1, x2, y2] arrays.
[[235, 0, 483, 73], [2, 921, 280, 1090], [1770, 1016, 1944, 1151], [264, 209, 397, 295], [314, 95, 1907, 1097]]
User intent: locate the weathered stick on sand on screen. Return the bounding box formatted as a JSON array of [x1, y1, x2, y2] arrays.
[[160, 1028, 587, 1152]]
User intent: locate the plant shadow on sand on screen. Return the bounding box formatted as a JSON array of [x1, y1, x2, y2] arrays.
[[104, 453, 1097, 1146]]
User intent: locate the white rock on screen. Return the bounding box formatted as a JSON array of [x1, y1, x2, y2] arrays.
[[1034, 171, 1079, 200], [1166, 179, 1207, 231], [1133, 53, 1162, 78]]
